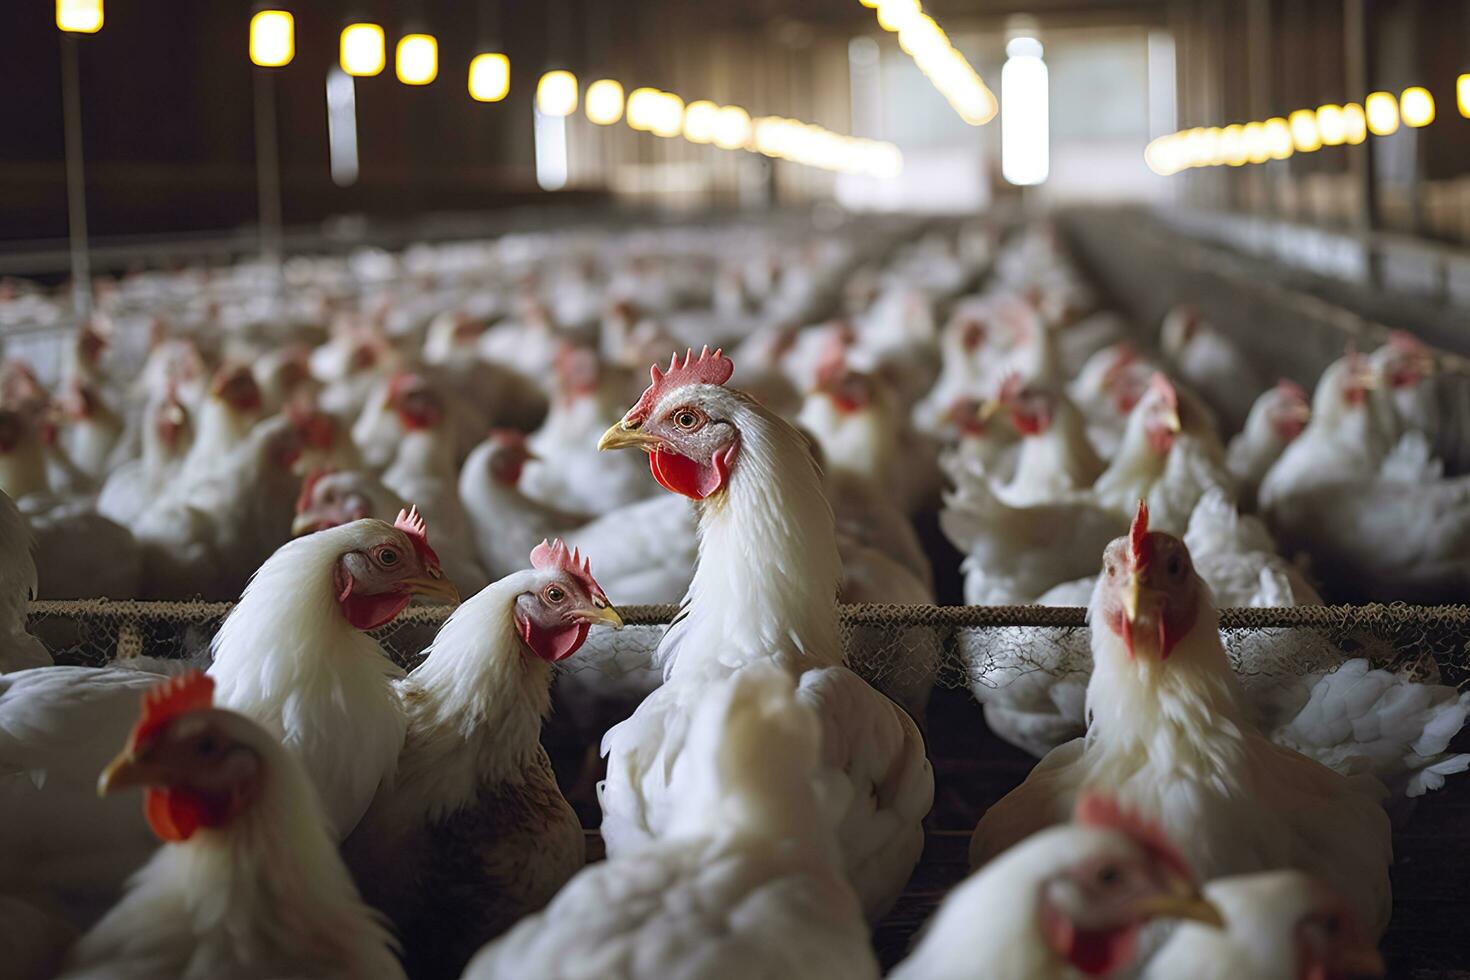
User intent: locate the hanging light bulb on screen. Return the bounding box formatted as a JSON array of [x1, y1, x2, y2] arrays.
[[1288, 109, 1321, 152], [1341, 104, 1367, 144], [585, 79, 625, 125], [651, 92, 684, 137], [1459, 75, 1470, 119], [1400, 87, 1434, 127], [712, 105, 752, 149], [1315, 104, 1346, 146], [1364, 92, 1398, 136], [56, 0, 103, 33], [250, 10, 295, 68], [682, 101, 719, 143], [1263, 117, 1293, 159], [340, 23, 386, 77], [396, 34, 438, 85], [626, 87, 661, 132], [469, 53, 511, 102], [536, 70, 579, 117]]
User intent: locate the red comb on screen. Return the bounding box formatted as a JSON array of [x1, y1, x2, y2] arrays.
[[295, 468, 335, 516], [531, 538, 608, 604], [129, 671, 215, 751], [1075, 793, 1195, 885], [1387, 330, 1427, 354], [394, 506, 442, 570], [625, 347, 735, 425], [1275, 378, 1307, 402], [1130, 500, 1151, 569], [1148, 372, 1178, 408]]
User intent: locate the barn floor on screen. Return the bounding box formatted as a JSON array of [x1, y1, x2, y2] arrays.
[[565, 687, 1470, 977]]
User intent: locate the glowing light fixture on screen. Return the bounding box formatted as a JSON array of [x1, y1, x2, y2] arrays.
[[250, 10, 295, 68], [340, 24, 386, 77], [650, 92, 684, 137], [536, 70, 578, 117], [585, 79, 625, 125], [682, 100, 719, 143], [626, 87, 661, 132], [1241, 121, 1268, 164], [1342, 104, 1366, 144], [712, 105, 752, 149], [1365, 92, 1398, 136], [469, 53, 510, 102], [1288, 109, 1321, 152], [1263, 117, 1293, 159], [875, 0, 921, 33], [326, 68, 359, 187], [1400, 87, 1434, 127], [396, 34, 438, 85], [1000, 37, 1048, 186], [534, 111, 568, 191], [1315, 104, 1345, 146], [56, 0, 103, 33], [1459, 75, 1470, 119], [1220, 124, 1247, 166]]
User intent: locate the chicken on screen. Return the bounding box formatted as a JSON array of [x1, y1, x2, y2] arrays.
[[1160, 304, 1264, 434], [179, 362, 263, 476], [1262, 353, 1470, 601], [293, 467, 488, 596], [971, 504, 1393, 941], [596, 349, 933, 921], [893, 794, 1222, 980], [0, 488, 48, 671], [59, 671, 406, 980], [131, 414, 306, 599], [464, 665, 880, 980], [1368, 330, 1438, 446], [1066, 341, 1157, 459], [1183, 489, 1321, 608], [55, 380, 123, 482], [1091, 373, 1231, 535], [983, 374, 1103, 506], [1145, 871, 1384, 980], [0, 514, 457, 926], [96, 386, 193, 528], [458, 430, 696, 603], [344, 540, 622, 980], [1224, 380, 1309, 513]]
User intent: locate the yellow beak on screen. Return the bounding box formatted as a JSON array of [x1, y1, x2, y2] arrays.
[[1133, 890, 1224, 928], [1123, 572, 1141, 622], [578, 602, 625, 629], [597, 421, 660, 453], [97, 750, 164, 797], [404, 573, 460, 605], [977, 398, 1003, 423], [1162, 407, 1182, 433]]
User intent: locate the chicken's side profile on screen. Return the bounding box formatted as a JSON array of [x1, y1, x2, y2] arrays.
[[464, 665, 880, 980], [96, 386, 193, 529], [344, 540, 622, 980], [59, 671, 406, 980], [1224, 380, 1309, 513], [0, 514, 457, 926], [893, 795, 1222, 980], [972, 504, 1393, 943], [1145, 870, 1384, 980], [596, 349, 934, 922]]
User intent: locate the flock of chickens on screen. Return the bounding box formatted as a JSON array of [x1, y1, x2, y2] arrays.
[[0, 215, 1466, 979]]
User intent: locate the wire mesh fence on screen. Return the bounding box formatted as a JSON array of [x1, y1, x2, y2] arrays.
[[30, 598, 1470, 694]]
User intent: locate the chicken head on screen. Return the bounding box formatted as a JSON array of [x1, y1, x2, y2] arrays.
[[513, 538, 623, 662], [332, 508, 459, 628], [1094, 502, 1202, 661]]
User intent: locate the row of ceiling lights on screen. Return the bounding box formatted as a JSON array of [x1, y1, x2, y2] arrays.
[[55, 2, 900, 178], [859, 0, 996, 125], [1145, 84, 1458, 175]]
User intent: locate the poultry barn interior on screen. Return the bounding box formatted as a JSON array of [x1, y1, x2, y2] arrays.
[[4, 0, 1470, 978]]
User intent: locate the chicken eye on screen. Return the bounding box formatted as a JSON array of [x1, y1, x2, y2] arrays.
[[1096, 864, 1123, 886], [1105, 563, 1115, 578], [197, 735, 219, 756], [672, 409, 701, 430], [1166, 554, 1183, 577], [377, 547, 400, 567], [543, 585, 566, 603]]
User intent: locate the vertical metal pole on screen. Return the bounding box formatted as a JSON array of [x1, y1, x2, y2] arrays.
[[253, 68, 284, 272], [1343, 0, 1378, 284], [59, 33, 92, 319]]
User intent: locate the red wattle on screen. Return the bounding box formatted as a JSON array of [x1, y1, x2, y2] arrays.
[[143, 787, 203, 842], [648, 444, 735, 500], [334, 561, 414, 630], [516, 613, 590, 662], [1068, 927, 1140, 977]]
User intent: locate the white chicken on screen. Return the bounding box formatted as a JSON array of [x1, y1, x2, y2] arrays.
[[1145, 870, 1385, 980], [464, 665, 880, 980], [345, 540, 621, 980], [971, 504, 1393, 941], [983, 375, 1104, 506], [96, 386, 193, 528], [893, 794, 1222, 980], [1160, 304, 1265, 434], [1224, 380, 1310, 513], [59, 671, 406, 980], [596, 349, 934, 921], [0, 514, 457, 926]]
